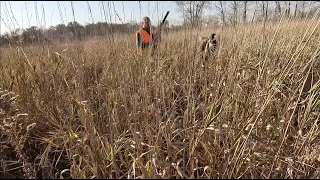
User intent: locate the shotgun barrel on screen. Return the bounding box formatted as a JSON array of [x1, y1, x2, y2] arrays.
[[158, 11, 170, 42], [160, 11, 170, 29]]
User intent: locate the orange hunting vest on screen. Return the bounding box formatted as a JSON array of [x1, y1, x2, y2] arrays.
[[135, 28, 157, 52]]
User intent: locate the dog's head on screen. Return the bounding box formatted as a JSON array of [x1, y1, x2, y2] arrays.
[[199, 33, 217, 52], [210, 33, 216, 40], [198, 33, 216, 41], [206, 33, 217, 49]]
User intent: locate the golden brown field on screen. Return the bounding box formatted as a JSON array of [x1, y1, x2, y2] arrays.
[[1, 17, 320, 179]]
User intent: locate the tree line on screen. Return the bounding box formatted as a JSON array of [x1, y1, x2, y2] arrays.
[[175, 1, 320, 27], [0, 21, 142, 46], [0, 21, 144, 47], [0, 19, 176, 47]]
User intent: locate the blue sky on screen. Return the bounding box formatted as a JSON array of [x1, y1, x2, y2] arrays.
[[0, 1, 190, 34]]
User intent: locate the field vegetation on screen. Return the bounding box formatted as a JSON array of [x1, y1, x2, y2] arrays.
[[1, 2, 320, 179]]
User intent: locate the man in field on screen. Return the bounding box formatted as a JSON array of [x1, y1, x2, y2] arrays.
[[135, 16, 159, 55]]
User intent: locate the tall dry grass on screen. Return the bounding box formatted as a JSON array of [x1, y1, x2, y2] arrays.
[[1, 16, 320, 179]]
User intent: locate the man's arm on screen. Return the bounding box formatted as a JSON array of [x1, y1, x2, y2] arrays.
[[152, 32, 159, 49]]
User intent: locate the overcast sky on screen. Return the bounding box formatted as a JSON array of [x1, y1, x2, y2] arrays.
[[0, 1, 193, 34]]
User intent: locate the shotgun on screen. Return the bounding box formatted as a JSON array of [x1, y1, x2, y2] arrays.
[[158, 11, 170, 41], [150, 11, 169, 53]]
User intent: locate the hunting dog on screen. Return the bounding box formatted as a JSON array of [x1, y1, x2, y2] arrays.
[[199, 33, 217, 61]]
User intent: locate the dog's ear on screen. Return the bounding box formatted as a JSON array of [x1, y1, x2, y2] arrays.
[[210, 33, 216, 40]]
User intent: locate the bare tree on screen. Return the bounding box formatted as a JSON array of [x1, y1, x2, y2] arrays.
[[212, 1, 252, 25], [264, 1, 269, 22], [295, 1, 316, 18], [222, 1, 241, 27], [274, 1, 282, 19], [212, 1, 227, 26], [260, 1, 268, 21], [294, 1, 298, 17], [251, 1, 258, 22], [175, 1, 210, 27], [243, 1, 248, 23], [298, 1, 306, 17], [285, 1, 291, 17], [230, 1, 239, 26]]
